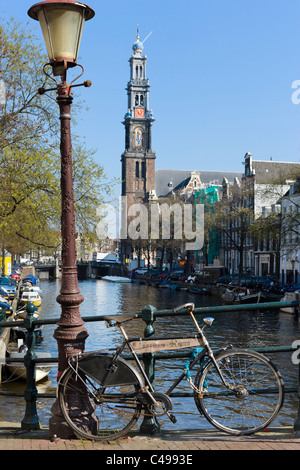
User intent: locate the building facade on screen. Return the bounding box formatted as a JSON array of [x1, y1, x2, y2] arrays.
[[277, 183, 300, 284], [220, 152, 300, 279], [121, 31, 156, 209], [120, 32, 156, 264]]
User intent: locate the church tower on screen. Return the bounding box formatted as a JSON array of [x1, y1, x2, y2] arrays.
[[121, 30, 156, 210]]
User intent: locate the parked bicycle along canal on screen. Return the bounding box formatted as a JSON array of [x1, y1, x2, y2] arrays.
[[1, 278, 300, 431]]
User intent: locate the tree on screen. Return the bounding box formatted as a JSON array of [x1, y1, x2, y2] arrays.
[[0, 18, 115, 256], [213, 182, 254, 277], [0, 19, 58, 153], [250, 210, 283, 281]]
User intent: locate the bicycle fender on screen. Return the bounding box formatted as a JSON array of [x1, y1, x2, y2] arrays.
[[76, 354, 145, 388], [199, 346, 235, 373], [56, 367, 70, 397]]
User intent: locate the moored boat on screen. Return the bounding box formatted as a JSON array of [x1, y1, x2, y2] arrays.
[[22, 275, 39, 286], [20, 281, 42, 294], [6, 342, 53, 383], [280, 292, 300, 313], [222, 288, 245, 304], [19, 291, 42, 308], [238, 291, 267, 304], [101, 276, 131, 283], [159, 280, 171, 288], [189, 286, 210, 295]]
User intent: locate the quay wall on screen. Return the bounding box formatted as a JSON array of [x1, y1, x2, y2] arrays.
[[0, 295, 18, 383], [0, 326, 10, 383]]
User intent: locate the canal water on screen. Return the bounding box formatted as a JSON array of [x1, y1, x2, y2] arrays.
[[1, 278, 300, 431]]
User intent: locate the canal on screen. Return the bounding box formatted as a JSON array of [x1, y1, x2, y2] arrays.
[[1, 278, 300, 431]]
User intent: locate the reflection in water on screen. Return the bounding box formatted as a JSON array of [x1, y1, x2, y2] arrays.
[[1, 279, 300, 430]]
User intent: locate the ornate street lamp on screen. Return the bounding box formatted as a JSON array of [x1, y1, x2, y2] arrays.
[[28, 0, 95, 437]]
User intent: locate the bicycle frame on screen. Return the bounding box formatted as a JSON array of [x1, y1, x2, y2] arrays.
[[113, 308, 231, 398], [64, 305, 235, 405]]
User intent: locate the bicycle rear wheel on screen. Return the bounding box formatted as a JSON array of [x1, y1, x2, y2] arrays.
[[58, 364, 143, 441], [194, 349, 284, 435]]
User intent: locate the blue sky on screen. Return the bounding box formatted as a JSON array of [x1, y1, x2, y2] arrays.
[[2, 0, 300, 192]]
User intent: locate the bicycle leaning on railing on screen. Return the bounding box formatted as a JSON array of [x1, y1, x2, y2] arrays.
[[57, 303, 285, 441]]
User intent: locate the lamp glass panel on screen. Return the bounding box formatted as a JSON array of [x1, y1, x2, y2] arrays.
[[38, 5, 85, 62]]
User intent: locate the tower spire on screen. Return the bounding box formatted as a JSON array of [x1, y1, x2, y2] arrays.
[[132, 25, 143, 55]]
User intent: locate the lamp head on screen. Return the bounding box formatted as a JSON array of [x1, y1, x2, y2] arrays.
[[28, 0, 95, 76]]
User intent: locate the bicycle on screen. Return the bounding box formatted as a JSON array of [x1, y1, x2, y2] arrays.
[[57, 303, 284, 441]]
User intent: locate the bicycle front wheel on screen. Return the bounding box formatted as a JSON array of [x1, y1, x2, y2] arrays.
[[58, 366, 142, 441], [194, 349, 284, 435]]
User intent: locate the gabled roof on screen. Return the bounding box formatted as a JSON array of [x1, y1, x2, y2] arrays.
[[155, 169, 243, 197]]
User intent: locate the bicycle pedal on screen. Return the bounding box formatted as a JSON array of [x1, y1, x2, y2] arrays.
[[169, 414, 177, 424]]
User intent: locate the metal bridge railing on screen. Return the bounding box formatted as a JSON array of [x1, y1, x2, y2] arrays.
[[0, 299, 300, 434]]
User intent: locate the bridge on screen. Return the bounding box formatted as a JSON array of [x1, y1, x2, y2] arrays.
[[33, 261, 127, 280]]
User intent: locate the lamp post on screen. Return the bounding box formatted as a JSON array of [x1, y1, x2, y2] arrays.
[[28, 0, 95, 437]]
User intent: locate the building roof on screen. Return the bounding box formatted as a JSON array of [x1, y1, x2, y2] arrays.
[[251, 161, 300, 183], [243, 153, 300, 184], [155, 169, 243, 197]]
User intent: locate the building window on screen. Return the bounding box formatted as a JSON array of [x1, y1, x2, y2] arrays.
[[136, 161, 140, 178], [142, 161, 146, 178]]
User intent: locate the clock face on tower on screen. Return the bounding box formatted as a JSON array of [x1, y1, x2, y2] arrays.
[[135, 108, 144, 118]]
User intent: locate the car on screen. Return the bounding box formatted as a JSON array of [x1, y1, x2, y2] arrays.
[[0, 277, 16, 299], [134, 267, 148, 275], [147, 269, 159, 277], [0, 287, 9, 302], [0, 301, 13, 316], [158, 273, 169, 280], [169, 272, 185, 281], [281, 282, 300, 293], [214, 275, 238, 286]]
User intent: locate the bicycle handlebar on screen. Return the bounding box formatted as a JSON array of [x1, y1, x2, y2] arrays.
[[172, 303, 195, 313]]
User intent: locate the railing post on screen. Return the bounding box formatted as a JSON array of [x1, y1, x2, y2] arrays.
[[139, 304, 160, 435], [21, 303, 40, 430]]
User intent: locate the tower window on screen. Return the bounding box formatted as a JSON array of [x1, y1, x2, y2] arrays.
[[135, 95, 139, 106], [142, 161, 146, 179], [136, 161, 140, 178], [140, 94, 144, 106], [135, 65, 138, 78], [140, 66, 143, 78]]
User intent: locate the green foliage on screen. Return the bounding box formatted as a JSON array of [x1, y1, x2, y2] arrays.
[[0, 18, 115, 256]]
